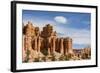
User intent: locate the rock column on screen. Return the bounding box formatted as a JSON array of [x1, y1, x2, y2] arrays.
[[34, 37, 37, 51], [47, 37, 51, 55], [22, 35, 26, 62], [37, 37, 41, 53], [52, 37, 56, 53], [67, 38, 73, 54], [60, 38, 64, 54]]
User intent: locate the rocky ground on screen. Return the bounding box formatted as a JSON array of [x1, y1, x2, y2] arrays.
[[23, 50, 91, 63]]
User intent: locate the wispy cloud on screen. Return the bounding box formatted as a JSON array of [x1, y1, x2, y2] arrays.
[[82, 20, 90, 25], [55, 26, 90, 47], [57, 32, 65, 37]]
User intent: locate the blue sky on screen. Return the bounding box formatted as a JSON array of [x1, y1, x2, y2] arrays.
[[22, 10, 91, 49]]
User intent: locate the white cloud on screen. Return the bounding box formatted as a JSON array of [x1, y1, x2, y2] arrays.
[[54, 16, 67, 24]]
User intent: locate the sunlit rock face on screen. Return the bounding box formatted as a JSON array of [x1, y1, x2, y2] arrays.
[[22, 22, 90, 62]]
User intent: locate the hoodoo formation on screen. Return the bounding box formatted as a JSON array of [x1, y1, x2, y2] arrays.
[[22, 22, 91, 62]]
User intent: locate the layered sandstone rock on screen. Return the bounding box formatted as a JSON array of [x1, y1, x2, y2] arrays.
[[23, 22, 75, 62]]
